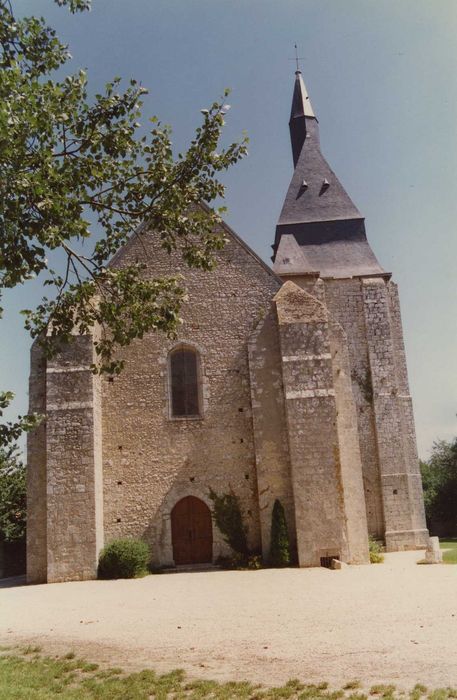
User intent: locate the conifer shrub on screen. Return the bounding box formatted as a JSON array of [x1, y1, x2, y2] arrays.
[[270, 499, 291, 567], [97, 538, 149, 579]]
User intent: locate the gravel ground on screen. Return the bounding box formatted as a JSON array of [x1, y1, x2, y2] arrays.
[[1, 550, 456, 689]]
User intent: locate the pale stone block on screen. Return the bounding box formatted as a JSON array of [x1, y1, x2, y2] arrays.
[[424, 536, 443, 564]]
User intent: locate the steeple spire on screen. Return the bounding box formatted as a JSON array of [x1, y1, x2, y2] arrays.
[[289, 71, 315, 167], [272, 70, 385, 279]]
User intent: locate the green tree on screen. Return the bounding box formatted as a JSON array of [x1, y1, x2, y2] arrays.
[[0, 445, 26, 542], [0, 0, 247, 445], [0, 391, 39, 449], [270, 499, 291, 567], [420, 438, 457, 535]]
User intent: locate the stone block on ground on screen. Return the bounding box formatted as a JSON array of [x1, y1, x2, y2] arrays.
[[424, 536, 442, 564], [331, 558, 348, 570]]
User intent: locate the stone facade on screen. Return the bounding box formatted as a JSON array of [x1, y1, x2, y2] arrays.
[[26, 70, 429, 583]]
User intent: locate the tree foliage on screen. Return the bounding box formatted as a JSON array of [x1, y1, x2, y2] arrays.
[[420, 438, 457, 535], [0, 391, 40, 447], [0, 444, 26, 542], [0, 0, 247, 446]]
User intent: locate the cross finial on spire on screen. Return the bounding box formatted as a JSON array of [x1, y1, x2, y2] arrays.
[[289, 43, 304, 72]]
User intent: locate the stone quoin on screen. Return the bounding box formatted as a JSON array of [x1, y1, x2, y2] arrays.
[[27, 70, 429, 583]]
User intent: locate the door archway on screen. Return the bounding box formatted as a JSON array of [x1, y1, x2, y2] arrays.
[[171, 496, 213, 565]]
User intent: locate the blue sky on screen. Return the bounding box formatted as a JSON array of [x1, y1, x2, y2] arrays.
[[3, 0, 456, 457]]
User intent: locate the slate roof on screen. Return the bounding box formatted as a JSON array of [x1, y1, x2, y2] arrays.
[[289, 70, 315, 166], [273, 71, 385, 279]]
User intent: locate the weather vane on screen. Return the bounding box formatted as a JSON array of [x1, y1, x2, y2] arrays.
[[289, 43, 304, 71]]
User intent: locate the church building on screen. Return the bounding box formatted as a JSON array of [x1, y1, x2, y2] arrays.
[[27, 71, 429, 583]]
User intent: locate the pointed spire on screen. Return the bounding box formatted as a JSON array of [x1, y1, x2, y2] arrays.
[[289, 71, 316, 167], [290, 71, 315, 120], [272, 69, 385, 279]]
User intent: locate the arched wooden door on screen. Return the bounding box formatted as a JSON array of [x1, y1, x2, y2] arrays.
[[171, 496, 213, 565]]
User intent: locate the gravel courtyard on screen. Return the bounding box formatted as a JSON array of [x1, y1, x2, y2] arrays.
[[1, 550, 456, 689]]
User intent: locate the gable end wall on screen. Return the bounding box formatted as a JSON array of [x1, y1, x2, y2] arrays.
[[101, 224, 282, 566]]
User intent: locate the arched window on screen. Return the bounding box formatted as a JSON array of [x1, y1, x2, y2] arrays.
[[169, 345, 201, 417]]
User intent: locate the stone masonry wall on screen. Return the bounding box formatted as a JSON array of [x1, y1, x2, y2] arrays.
[[328, 320, 369, 563], [386, 282, 428, 534], [279, 272, 428, 551], [323, 279, 385, 538], [101, 223, 281, 567], [274, 281, 349, 567], [281, 276, 385, 539], [362, 278, 428, 550], [26, 340, 47, 583], [45, 336, 104, 582], [247, 305, 297, 561], [28, 215, 428, 579]]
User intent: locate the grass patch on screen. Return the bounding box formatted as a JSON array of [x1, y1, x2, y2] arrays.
[[21, 645, 42, 655], [440, 540, 457, 564], [344, 682, 362, 691], [0, 649, 457, 699], [410, 685, 428, 700], [370, 685, 396, 697]]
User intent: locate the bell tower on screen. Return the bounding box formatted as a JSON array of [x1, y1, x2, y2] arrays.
[[272, 69, 429, 551]]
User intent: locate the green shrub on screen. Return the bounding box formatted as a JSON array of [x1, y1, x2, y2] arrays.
[[270, 499, 291, 567], [247, 554, 263, 570], [97, 538, 149, 579], [209, 489, 248, 555], [216, 552, 246, 570], [368, 536, 384, 564], [216, 553, 263, 570]]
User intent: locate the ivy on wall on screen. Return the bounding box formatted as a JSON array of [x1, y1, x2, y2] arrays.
[[270, 499, 291, 567], [208, 489, 248, 555], [351, 367, 373, 403]]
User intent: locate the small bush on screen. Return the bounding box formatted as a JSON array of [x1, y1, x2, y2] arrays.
[[368, 536, 385, 564], [97, 538, 149, 579], [216, 553, 263, 570], [216, 552, 247, 570], [270, 499, 291, 567], [247, 554, 263, 570]]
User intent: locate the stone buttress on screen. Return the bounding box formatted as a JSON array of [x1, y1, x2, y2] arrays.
[[249, 280, 369, 566], [27, 335, 103, 583], [362, 278, 428, 550]]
